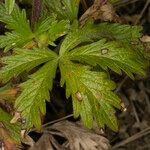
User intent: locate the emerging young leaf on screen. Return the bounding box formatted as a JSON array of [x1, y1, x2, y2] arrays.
[[15, 60, 58, 129], [0, 108, 21, 143], [59, 60, 121, 131], [0, 48, 57, 83], [36, 20, 70, 47]]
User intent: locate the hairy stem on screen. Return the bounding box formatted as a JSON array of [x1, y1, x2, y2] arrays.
[[31, 0, 43, 31]]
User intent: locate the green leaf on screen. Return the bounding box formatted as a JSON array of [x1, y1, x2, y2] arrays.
[[5, 0, 15, 14], [34, 14, 70, 47], [36, 20, 70, 47], [59, 59, 121, 131], [15, 60, 58, 129], [0, 3, 34, 51], [67, 39, 147, 78], [59, 21, 143, 55], [34, 14, 57, 35], [0, 32, 33, 52], [0, 3, 32, 36], [0, 108, 21, 143], [44, 0, 80, 21], [0, 48, 57, 83], [48, 20, 70, 46], [60, 21, 147, 78]]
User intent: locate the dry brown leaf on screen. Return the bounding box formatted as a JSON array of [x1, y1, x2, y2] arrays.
[[79, 0, 121, 24], [140, 35, 150, 43], [21, 130, 35, 147], [29, 134, 65, 150], [10, 112, 21, 124], [31, 121, 110, 150]]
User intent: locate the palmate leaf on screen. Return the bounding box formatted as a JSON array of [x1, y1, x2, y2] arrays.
[[59, 60, 121, 131], [15, 60, 58, 129], [0, 108, 21, 143], [0, 48, 57, 83], [44, 0, 80, 21], [67, 39, 147, 78]]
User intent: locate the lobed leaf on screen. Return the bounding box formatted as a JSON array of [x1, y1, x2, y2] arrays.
[[0, 3, 34, 51], [59, 21, 144, 55], [59, 60, 121, 131], [0, 48, 57, 83], [0, 3, 32, 35], [67, 39, 147, 78], [0, 32, 34, 52], [15, 60, 58, 129]]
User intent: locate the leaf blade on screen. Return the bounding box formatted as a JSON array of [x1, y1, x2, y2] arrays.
[[68, 39, 147, 77], [0, 48, 57, 83], [5, 0, 15, 14], [59, 60, 121, 131], [15, 60, 58, 129]]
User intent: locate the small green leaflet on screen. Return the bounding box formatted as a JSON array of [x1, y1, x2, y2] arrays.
[[0, 48, 57, 83], [48, 20, 70, 46], [34, 15, 70, 47], [44, 0, 80, 21], [59, 60, 121, 131], [15, 60, 58, 129], [5, 0, 15, 14], [34, 14, 57, 35]]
